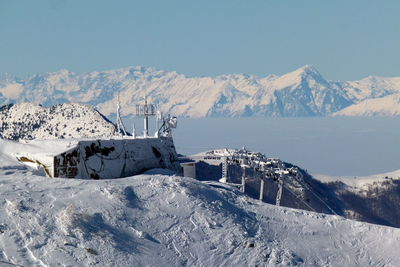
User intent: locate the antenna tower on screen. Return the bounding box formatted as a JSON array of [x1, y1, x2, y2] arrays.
[[135, 96, 156, 137], [116, 94, 127, 136]]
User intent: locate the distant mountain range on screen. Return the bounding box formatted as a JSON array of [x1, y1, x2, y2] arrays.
[[1, 65, 400, 117]]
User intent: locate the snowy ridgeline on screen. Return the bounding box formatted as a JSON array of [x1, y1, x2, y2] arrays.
[[0, 168, 399, 266], [1, 65, 400, 117], [311, 170, 400, 227], [0, 102, 116, 140]]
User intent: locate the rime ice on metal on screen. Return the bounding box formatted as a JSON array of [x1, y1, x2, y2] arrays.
[[135, 96, 156, 138]]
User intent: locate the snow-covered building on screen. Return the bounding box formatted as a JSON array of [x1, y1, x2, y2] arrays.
[[15, 137, 181, 179]]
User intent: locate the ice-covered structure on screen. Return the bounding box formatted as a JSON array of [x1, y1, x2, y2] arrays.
[[15, 137, 181, 179], [5, 98, 183, 179]]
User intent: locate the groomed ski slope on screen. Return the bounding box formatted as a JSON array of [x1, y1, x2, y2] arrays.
[[0, 167, 399, 266]]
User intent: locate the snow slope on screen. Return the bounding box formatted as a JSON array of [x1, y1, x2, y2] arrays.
[[0, 103, 116, 140], [2, 65, 400, 117], [332, 94, 400, 116], [0, 167, 399, 266], [313, 169, 400, 228], [341, 76, 400, 101], [314, 169, 400, 188]]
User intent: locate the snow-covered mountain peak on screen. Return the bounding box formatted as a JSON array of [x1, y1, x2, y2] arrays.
[[0, 102, 116, 140], [333, 93, 400, 116], [1, 64, 400, 117], [271, 64, 326, 90], [296, 64, 318, 73], [31, 69, 76, 81], [0, 73, 16, 84], [289, 64, 321, 78], [102, 65, 182, 81], [342, 75, 400, 101], [43, 69, 76, 86], [264, 73, 279, 80], [52, 68, 74, 76]]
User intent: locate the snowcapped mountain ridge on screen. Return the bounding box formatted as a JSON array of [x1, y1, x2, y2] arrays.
[[1, 65, 400, 117], [333, 93, 400, 116]]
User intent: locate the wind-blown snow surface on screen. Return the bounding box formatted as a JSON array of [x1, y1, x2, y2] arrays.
[[0, 167, 399, 266], [1, 65, 400, 117], [0, 103, 115, 140]]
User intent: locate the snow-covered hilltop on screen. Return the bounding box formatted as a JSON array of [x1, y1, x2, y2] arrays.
[[0, 168, 399, 266], [0, 102, 115, 140], [313, 170, 400, 227], [1, 65, 400, 117]]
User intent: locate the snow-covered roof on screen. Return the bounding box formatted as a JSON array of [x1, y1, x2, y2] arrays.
[[0, 139, 74, 167], [0, 136, 161, 167]]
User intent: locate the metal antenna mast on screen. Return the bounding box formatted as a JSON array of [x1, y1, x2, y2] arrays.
[[219, 148, 230, 183], [132, 121, 136, 138], [276, 179, 283, 206], [116, 93, 127, 136], [135, 95, 156, 137], [241, 166, 246, 193], [220, 156, 228, 183]]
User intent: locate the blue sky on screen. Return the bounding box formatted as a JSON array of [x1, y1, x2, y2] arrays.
[[1, 0, 399, 80]]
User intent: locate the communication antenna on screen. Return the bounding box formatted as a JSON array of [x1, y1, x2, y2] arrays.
[[219, 156, 228, 183], [155, 109, 162, 137], [155, 113, 178, 137], [132, 121, 136, 138], [135, 95, 156, 137], [116, 93, 127, 136], [218, 149, 230, 183], [241, 166, 246, 193], [276, 179, 283, 206]]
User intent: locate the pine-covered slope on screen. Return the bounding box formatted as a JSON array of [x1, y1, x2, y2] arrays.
[[1, 65, 400, 117], [0, 102, 116, 140]]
